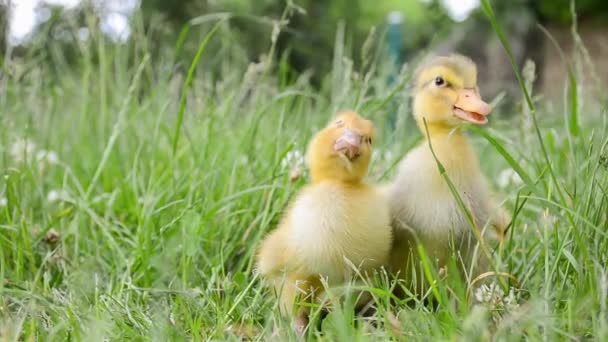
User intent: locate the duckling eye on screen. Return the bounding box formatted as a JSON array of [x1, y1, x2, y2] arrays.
[[335, 119, 344, 126], [434, 76, 446, 87], [366, 137, 373, 144]]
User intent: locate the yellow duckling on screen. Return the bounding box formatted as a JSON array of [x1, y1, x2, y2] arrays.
[[257, 111, 392, 332], [389, 54, 509, 292]]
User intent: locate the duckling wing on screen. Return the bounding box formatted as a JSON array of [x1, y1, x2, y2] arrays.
[[256, 228, 290, 277]]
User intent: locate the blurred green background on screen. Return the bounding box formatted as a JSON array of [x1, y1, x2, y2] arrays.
[[1, 0, 608, 106]]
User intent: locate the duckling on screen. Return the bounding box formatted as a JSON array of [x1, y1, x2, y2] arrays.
[[388, 54, 509, 293], [257, 111, 392, 333]]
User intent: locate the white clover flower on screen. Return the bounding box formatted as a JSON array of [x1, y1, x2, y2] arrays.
[[497, 168, 523, 188], [280, 149, 306, 182], [474, 282, 505, 306], [36, 149, 61, 174], [0, 196, 7, 207], [9, 138, 37, 163], [36, 150, 59, 165], [8, 139, 61, 174], [280, 150, 305, 171], [503, 287, 520, 312], [474, 281, 520, 318], [47, 189, 70, 203]]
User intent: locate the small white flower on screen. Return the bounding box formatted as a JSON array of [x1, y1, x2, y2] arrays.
[[9, 138, 37, 163], [47, 189, 69, 203], [36, 150, 47, 162], [503, 288, 520, 312], [280, 150, 305, 171], [474, 281, 520, 318], [0, 197, 7, 207], [497, 168, 523, 188], [281, 149, 306, 182], [36, 150, 59, 164], [36, 149, 61, 174], [475, 283, 503, 304], [48, 152, 59, 163]]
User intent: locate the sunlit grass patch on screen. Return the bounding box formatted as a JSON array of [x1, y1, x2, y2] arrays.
[[0, 2, 607, 340]]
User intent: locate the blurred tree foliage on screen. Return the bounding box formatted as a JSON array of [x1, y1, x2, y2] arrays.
[[3, 0, 607, 81], [6, 2, 105, 78], [1, 1, 7, 56], [534, 0, 608, 24], [137, 0, 456, 83], [3, 0, 455, 78], [23, 4, 93, 60]]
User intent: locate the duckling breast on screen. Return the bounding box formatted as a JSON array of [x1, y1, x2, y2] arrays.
[[286, 182, 392, 283], [389, 145, 493, 241]]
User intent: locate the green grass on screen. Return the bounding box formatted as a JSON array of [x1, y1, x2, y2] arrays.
[[1, 6, 608, 341]]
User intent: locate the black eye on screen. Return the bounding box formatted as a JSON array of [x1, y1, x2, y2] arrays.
[[367, 137, 373, 144], [434, 76, 446, 87], [335, 119, 344, 126]]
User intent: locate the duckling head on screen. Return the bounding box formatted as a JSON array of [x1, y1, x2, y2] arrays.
[[412, 54, 492, 133], [307, 111, 375, 184]]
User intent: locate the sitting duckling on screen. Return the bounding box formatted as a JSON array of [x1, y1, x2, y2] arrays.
[[257, 111, 392, 333], [389, 54, 509, 293]]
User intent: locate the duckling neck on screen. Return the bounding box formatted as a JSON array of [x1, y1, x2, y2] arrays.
[[421, 124, 460, 138], [422, 125, 480, 175], [310, 174, 363, 187], [310, 162, 367, 186]]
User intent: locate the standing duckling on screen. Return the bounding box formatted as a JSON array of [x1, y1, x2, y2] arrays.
[[257, 111, 392, 333], [389, 54, 509, 293]]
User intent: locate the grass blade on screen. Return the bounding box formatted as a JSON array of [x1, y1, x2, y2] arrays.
[[422, 120, 495, 278], [468, 126, 537, 193], [172, 20, 225, 155]]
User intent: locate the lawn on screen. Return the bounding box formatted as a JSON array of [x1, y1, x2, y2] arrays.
[[1, 6, 607, 341]]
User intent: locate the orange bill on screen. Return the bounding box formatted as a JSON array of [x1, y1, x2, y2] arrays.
[[453, 89, 492, 125]]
